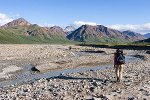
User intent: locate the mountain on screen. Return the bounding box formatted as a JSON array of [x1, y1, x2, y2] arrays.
[[67, 25, 133, 43], [0, 18, 31, 28], [64, 25, 76, 36], [0, 18, 69, 44], [64, 26, 76, 32], [138, 38, 150, 43], [144, 33, 150, 38], [122, 30, 145, 41], [48, 26, 66, 37], [23, 25, 66, 37], [0, 17, 147, 44], [143, 38, 150, 42]]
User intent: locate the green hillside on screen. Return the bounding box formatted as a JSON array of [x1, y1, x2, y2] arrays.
[[83, 36, 131, 44], [0, 26, 70, 44]]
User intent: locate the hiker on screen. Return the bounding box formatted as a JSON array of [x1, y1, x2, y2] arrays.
[[114, 49, 125, 82]]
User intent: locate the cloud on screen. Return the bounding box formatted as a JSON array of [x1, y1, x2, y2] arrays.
[[38, 23, 55, 27], [0, 13, 13, 26], [74, 21, 97, 27], [107, 23, 150, 34], [73, 21, 150, 34]]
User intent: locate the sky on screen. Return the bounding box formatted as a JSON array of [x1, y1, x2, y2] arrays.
[[0, 0, 150, 34]]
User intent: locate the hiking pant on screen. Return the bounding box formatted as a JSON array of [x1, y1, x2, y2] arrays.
[[115, 64, 124, 81]]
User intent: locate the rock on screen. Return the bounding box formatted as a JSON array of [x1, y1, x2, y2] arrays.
[[27, 64, 40, 72], [106, 94, 115, 100], [89, 69, 94, 71], [139, 88, 144, 91], [21, 92, 26, 96], [63, 95, 74, 100], [125, 82, 132, 86], [85, 95, 94, 100], [112, 89, 117, 92], [92, 81, 98, 87], [79, 72, 84, 75], [53, 93, 58, 96], [23, 89, 28, 92], [59, 73, 65, 76], [146, 51, 150, 54], [89, 87, 95, 92], [128, 97, 134, 100], [98, 94, 109, 100]]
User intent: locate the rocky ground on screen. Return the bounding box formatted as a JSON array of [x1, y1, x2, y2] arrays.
[[0, 44, 114, 79], [0, 44, 150, 100]]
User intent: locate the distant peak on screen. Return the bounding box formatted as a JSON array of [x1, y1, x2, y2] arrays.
[[13, 18, 30, 24], [16, 17, 26, 21], [81, 24, 94, 27], [1, 17, 31, 28], [50, 26, 63, 30], [122, 30, 139, 34], [64, 25, 76, 32]]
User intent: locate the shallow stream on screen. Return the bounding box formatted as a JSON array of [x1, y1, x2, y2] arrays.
[[0, 53, 139, 87]]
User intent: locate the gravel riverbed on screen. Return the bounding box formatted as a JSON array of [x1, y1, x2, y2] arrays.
[[0, 45, 150, 100]]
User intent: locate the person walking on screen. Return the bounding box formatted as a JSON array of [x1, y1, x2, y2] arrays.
[[114, 49, 125, 82]]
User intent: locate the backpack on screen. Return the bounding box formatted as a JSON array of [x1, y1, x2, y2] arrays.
[[116, 53, 125, 64]]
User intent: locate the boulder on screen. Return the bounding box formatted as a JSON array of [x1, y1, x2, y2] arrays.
[[26, 64, 40, 72], [36, 63, 59, 72]]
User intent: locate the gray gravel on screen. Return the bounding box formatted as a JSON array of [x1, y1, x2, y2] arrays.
[[0, 45, 150, 100]]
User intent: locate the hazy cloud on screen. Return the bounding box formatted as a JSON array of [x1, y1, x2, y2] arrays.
[[0, 13, 13, 26], [74, 21, 97, 27], [39, 23, 55, 27], [73, 21, 150, 34], [107, 23, 150, 34]]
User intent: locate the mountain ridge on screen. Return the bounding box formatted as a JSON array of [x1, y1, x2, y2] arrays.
[[144, 33, 150, 38], [0, 18, 31, 28], [122, 30, 145, 41], [67, 25, 145, 43], [0, 18, 147, 44], [0, 18, 69, 43]]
